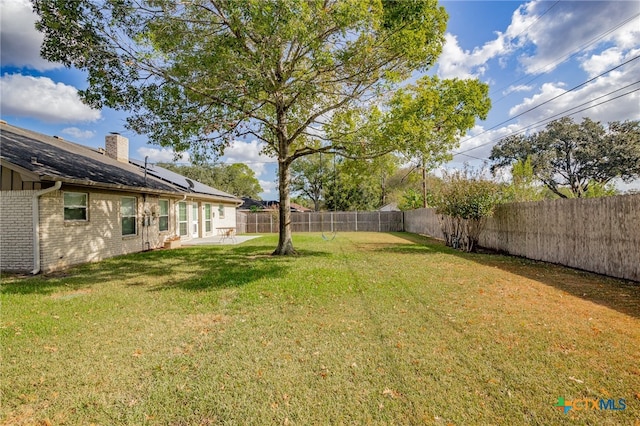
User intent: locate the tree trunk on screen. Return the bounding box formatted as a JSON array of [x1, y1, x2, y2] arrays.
[[273, 149, 296, 256]]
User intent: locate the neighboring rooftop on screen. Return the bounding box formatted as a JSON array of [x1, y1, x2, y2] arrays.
[[239, 197, 312, 212]]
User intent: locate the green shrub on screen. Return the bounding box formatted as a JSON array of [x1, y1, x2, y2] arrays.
[[429, 169, 502, 252]]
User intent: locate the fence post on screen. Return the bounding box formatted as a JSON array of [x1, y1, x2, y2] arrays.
[[378, 211, 381, 232], [355, 210, 358, 232]]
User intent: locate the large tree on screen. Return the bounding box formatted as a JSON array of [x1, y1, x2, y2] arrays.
[[34, 0, 488, 254], [490, 117, 640, 198]]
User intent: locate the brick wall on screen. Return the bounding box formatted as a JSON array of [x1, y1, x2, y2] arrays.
[[2, 187, 238, 273], [0, 190, 35, 272], [38, 190, 178, 273]]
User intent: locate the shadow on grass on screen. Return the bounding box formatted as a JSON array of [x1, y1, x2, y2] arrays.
[[387, 232, 640, 319], [1, 243, 331, 295]]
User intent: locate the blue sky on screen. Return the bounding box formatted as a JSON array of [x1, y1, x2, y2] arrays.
[[2, 0, 639, 198]]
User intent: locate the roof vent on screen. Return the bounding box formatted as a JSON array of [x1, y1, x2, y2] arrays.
[[53, 135, 63, 140], [31, 157, 38, 164]]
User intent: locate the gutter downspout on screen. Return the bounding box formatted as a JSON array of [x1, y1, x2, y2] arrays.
[[31, 181, 62, 274]]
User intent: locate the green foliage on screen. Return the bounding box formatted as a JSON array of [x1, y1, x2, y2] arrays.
[[504, 157, 544, 202], [158, 162, 262, 199], [324, 158, 383, 211], [584, 180, 618, 198], [290, 153, 332, 211], [385, 76, 491, 165], [399, 188, 423, 211], [428, 169, 502, 252], [491, 118, 640, 198]]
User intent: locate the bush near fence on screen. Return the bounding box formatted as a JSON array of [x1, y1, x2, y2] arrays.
[[404, 194, 640, 282]]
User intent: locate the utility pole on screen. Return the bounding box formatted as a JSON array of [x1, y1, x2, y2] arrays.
[[422, 157, 428, 208]]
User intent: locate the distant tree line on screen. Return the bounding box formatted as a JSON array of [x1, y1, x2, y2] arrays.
[[289, 117, 639, 211]]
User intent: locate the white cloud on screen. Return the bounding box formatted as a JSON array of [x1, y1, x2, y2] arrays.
[[454, 123, 522, 163], [137, 146, 190, 163], [0, 0, 60, 71], [222, 140, 274, 177], [502, 84, 533, 96], [509, 55, 640, 126], [514, 1, 639, 74], [580, 47, 626, 78], [438, 1, 640, 80], [508, 82, 567, 119], [61, 127, 95, 139], [258, 180, 277, 196], [437, 32, 510, 79], [0, 74, 101, 123]]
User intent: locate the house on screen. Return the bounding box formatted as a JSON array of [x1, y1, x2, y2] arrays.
[[378, 202, 400, 212], [0, 121, 242, 274]]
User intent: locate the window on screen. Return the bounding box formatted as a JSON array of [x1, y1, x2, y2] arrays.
[[121, 197, 137, 236], [204, 204, 212, 233], [218, 204, 225, 219], [178, 202, 188, 236], [159, 199, 169, 232], [64, 192, 88, 221]]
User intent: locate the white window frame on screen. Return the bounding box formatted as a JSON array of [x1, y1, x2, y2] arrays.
[[121, 196, 137, 236], [218, 204, 225, 219], [178, 201, 188, 236], [204, 203, 212, 233], [63, 192, 88, 221], [158, 199, 169, 232]]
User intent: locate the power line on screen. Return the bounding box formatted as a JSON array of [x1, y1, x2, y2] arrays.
[[449, 53, 640, 155], [453, 84, 640, 159], [507, 0, 561, 43], [491, 12, 640, 102]]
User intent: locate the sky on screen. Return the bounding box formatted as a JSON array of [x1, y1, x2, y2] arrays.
[[1, 0, 639, 198]]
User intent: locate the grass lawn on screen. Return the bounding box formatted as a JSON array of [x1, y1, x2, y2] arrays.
[[2, 232, 639, 425]]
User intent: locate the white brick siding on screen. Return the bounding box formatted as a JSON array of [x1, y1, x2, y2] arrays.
[[215, 204, 237, 229], [0, 190, 35, 272], [38, 191, 180, 272], [2, 188, 237, 273]]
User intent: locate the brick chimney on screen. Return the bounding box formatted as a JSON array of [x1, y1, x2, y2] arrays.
[[105, 132, 129, 163]]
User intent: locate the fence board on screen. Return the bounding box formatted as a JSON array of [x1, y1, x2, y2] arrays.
[[403, 194, 640, 282], [240, 211, 404, 234]]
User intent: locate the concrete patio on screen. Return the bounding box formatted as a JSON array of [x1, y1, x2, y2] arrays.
[[182, 235, 262, 246]]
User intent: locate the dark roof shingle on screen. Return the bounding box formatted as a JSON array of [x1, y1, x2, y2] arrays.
[[0, 122, 240, 203]]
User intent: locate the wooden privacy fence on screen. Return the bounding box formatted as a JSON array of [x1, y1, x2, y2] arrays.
[[237, 211, 404, 234], [404, 194, 640, 282]]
